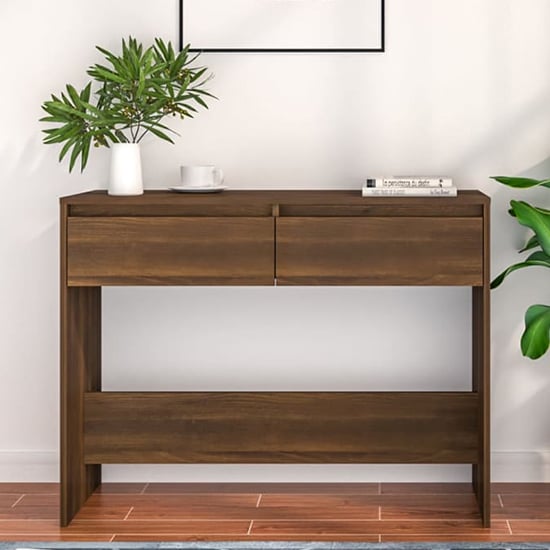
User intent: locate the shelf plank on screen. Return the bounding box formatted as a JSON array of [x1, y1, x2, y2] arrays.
[[84, 392, 478, 464]]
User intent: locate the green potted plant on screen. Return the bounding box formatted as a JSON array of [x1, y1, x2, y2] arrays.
[[41, 36, 215, 195], [491, 175, 550, 359]]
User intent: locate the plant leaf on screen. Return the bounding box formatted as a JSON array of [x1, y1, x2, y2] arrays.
[[80, 82, 92, 103], [510, 200, 550, 257], [521, 304, 550, 359], [58, 136, 78, 162], [68, 140, 83, 173], [519, 234, 540, 253], [88, 64, 126, 84], [80, 134, 92, 171], [491, 251, 550, 289], [492, 176, 550, 189], [66, 84, 83, 107]]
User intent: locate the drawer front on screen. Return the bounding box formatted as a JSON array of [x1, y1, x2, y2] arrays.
[[276, 217, 483, 285], [67, 217, 274, 285]]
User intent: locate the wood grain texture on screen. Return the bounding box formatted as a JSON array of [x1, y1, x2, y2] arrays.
[[378, 494, 483, 520], [60, 200, 101, 527], [5, 481, 550, 541], [472, 201, 491, 526], [496, 494, 550, 519], [67, 217, 274, 286], [0, 483, 57, 494], [493, 482, 550, 493], [276, 217, 483, 285], [113, 535, 381, 542], [254, 494, 380, 520], [381, 535, 550, 542], [60, 189, 491, 526], [250, 519, 509, 536], [509, 520, 550, 534], [83, 392, 478, 464], [143, 482, 380, 494], [381, 482, 474, 494], [61, 189, 489, 214]]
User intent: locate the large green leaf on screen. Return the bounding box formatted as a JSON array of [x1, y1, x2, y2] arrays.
[[492, 176, 550, 189], [140, 124, 174, 143], [88, 64, 126, 84], [521, 305, 550, 359], [519, 234, 540, 253], [510, 200, 550, 256], [68, 139, 83, 172], [58, 136, 78, 162], [491, 251, 550, 289]]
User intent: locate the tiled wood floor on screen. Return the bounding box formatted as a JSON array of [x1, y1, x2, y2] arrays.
[[0, 483, 550, 542]]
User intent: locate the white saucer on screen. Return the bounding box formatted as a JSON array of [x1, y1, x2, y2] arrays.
[[169, 185, 227, 193]]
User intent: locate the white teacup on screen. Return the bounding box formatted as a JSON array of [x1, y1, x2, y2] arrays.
[[180, 165, 224, 187]]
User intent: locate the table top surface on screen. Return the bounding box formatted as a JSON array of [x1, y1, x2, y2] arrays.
[[61, 188, 490, 206]]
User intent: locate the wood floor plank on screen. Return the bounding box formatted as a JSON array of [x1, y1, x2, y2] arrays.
[[11, 494, 130, 521], [96, 483, 147, 494], [113, 534, 381, 542], [129, 493, 378, 521], [255, 494, 378, 519], [0, 483, 57, 494], [496, 494, 550, 519], [112, 535, 249, 542], [0, 520, 65, 535], [67, 519, 251, 535], [74, 506, 132, 521], [493, 483, 550, 494], [509, 519, 550, 534], [245, 535, 381, 541], [379, 518, 509, 535], [250, 519, 383, 536], [0, 519, 249, 537], [144, 482, 379, 494], [381, 482, 475, 494], [380, 494, 485, 520], [251, 519, 510, 536], [0, 496, 21, 508], [0, 507, 58, 520], [107, 494, 259, 520], [15, 494, 59, 507], [0, 534, 114, 541], [0, 494, 59, 519], [382, 534, 550, 542]]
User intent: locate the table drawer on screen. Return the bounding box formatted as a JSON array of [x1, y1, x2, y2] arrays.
[[67, 217, 274, 285], [276, 217, 483, 285]]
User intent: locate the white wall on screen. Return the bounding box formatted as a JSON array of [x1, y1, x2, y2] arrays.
[[1, 0, 550, 482]]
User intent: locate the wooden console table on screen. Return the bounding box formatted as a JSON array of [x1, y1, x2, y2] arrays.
[[60, 189, 490, 527]]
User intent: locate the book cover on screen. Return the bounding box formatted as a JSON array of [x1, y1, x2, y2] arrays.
[[365, 177, 453, 188], [361, 186, 458, 197]]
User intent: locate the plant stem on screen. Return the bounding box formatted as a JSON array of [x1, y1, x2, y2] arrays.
[[136, 114, 164, 143]]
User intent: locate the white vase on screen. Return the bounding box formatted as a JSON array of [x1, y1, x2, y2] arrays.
[[108, 143, 144, 196]]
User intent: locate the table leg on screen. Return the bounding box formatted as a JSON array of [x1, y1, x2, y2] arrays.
[[472, 284, 490, 527], [60, 286, 101, 527]]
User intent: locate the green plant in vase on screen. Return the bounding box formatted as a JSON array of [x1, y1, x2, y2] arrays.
[[491, 175, 550, 359], [40, 36, 215, 195]]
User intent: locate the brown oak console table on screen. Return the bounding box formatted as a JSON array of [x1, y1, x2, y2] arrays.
[[60, 189, 490, 527]]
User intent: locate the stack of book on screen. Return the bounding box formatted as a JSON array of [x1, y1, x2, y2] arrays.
[[362, 177, 457, 197]]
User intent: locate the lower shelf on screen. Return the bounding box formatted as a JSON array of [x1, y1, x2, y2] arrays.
[[84, 391, 479, 464]]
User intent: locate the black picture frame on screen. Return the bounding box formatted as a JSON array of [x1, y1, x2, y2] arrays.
[[178, 0, 385, 53]]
